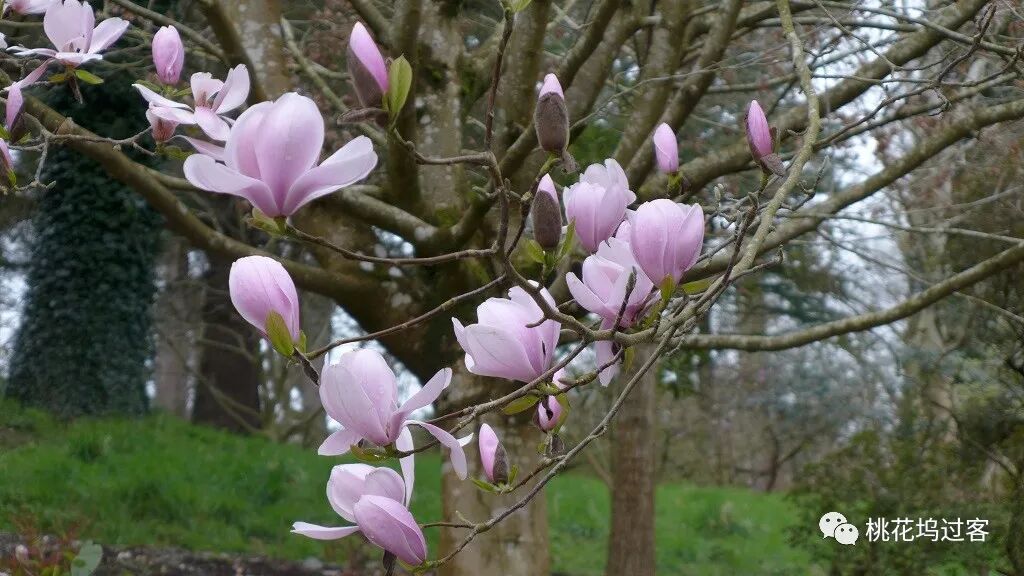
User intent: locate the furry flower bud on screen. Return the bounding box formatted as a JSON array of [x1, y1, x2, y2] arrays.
[[535, 74, 570, 157], [532, 174, 563, 250]]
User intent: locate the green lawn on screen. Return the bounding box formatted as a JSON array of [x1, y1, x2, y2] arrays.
[[0, 403, 813, 575]]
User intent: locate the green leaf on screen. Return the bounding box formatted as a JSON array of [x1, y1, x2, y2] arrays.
[[135, 79, 163, 93], [524, 239, 546, 264], [659, 276, 677, 304], [623, 346, 635, 374], [471, 477, 499, 493], [502, 394, 540, 415], [48, 73, 68, 84], [557, 220, 576, 260], [161, 145, 193, 161], [0, 125, 10, 140], [71, 541, 102, 576], [509, 0, 533, 12], [507, 464, 519, 485], [6, 168, 17, 188], [296, 330, 308, 353], [386, 56, 413, 124], [681, 277, 712, 295], [74, 69, 104, 85], [350, 443, 390, 463], [265, 310, 295, 357], [249, 207, 287, 236]]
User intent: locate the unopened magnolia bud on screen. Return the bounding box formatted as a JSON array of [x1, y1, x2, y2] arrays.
[[535, 73, 569, 156], [532, 174, 562, 250], [347, 23, 388, 109], [535, 395, 563, 432], [745, 100, 785, 177], [15, 544, 30, 564]]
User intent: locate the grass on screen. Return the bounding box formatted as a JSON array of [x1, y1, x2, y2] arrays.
[[0, 402, 813, 575]]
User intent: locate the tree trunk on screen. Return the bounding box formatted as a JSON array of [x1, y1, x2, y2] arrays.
[[439, 367, 550, 576], [153, 235, 192, 418], [606, 344, 658, 576], [192, 252, 262, 433]]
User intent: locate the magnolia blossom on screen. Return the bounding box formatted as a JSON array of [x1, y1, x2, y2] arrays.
[[146, 108, 176, 143], [567, 235, 656, 326], [152, 26, 184, 85], [4, 0, 54, 14], [628, 199, 704, 285], [652, 123, 679, 174], [536, 396, 563, 432], [347, 22, 388, 108], [182, 92, 377, 217], [317, 349, 471, 479], [228, 255, 300, 343], [9, 0, 128, 67], [564, 159, 636, 253], [134, 65, 250, 141], [478, 424, 508, 484], [293, 464, 427, 566], [453, 285, 561, 384]]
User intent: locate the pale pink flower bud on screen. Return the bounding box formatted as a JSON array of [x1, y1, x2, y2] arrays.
[[652, 123, 679, 174], [535, 73, 569, 155], [347, 22, 388, 108], [535, 396, 563, 432], [228, 255, 301, 342], [478, 423, 509, 484], [152, 26, 185, 85], [745, 100, 784, 176], [354, 495, 428, 566], [628, 199, 704, 285], [532, 174, 562, 250]]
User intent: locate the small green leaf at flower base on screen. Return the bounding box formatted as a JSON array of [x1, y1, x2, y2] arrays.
[[74, 69, 104, 85], [297, 330, 308, 353], [524, 239, 546, 264], [659, 276, 677, 304], [471, 477, 500, 493], [48, 73, 68, 84], [350, 443, 390, 464], [502, 394, 540, 415], [0, 125, 9, 140], [70, 541, 102, 576], [135, 79, 162, 93], [509, 0, 533, 12], [557, 220, 576, 261], [507, 464, 519, 485], [681, 277, 712, 295], [623, 346, 635, 373], [7, 168, 17, 188], [265, 310, 295, 357], [249, 207, 287, 236], [161, 145, 193, 161], [386, 55, 413, 124]]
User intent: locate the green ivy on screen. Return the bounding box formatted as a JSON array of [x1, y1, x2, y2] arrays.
[[5, 70, 163, 417]]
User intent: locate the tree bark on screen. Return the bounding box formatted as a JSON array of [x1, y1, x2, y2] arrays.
[[192, 251, 263, 433], [439, 366, 550, 576], [153, 235, 193, 418], [606, 344, 658, 576]]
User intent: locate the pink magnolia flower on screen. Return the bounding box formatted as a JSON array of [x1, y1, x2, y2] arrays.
[[152, 26, 184, 85], [134, 65, 250, 141], [317, 349, 471, 479], [452, 285, 561, 384], [293, 464, 427, 566], [9, 0, 128, 67], [146, 107, 176, 143], [228, 255, 301, 343], [182, 92, 377, 217], [3, 0, 54, 14], [628, 199, 704, 285], [563, 159, 636, 253], [567, 235, 656, 327], [347, 22, 388, 108], [478, 423, 509, 484], [652, 123, 679, 174], [535, 396, 562, 432]]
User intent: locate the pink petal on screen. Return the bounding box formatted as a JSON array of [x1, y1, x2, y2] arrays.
[[133, 83, 191, 110], [317, 427, 363, 456], [406, 420, 469, 480], [397, 367, 451, 416], [291, 522, 360, 541], [183, 153, 279, 216], [194, 106, 231, 141], [212, 64, 250, 113], [353, 496, 427, 566], [284, 135, 377, 215], [88, 17, 127, 53], [349, 22, 388, 92], [254, 93, 324, 205]]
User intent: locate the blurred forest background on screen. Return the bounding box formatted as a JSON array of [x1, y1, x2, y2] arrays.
[[1, 0, 1024, 575]]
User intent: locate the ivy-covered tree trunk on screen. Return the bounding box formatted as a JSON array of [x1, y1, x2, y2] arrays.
[[6, 75, 162, 417]]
